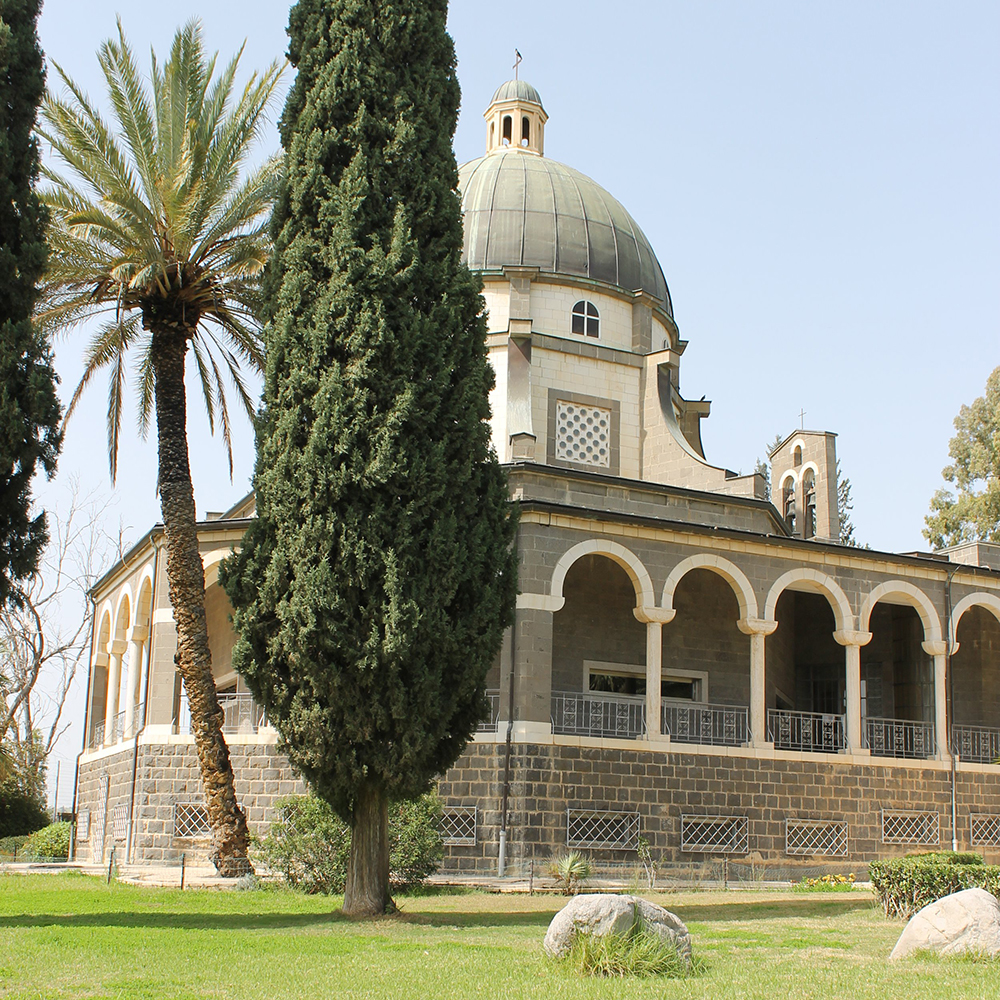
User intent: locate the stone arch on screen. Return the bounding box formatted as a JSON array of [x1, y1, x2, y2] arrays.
[[859, 580, 942, 642], [94, 606, 112, 663], [202, 549, 231, 588], [134, 566, 155, 631], [550, 539, 656, 614], [764, 568, 853, 632], [661, 553, 758, 622], [112, 586, 133, 645], [952, 592, 1000, 638]]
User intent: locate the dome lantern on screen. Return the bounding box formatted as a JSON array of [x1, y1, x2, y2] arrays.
[[484, 79, 548, 156]]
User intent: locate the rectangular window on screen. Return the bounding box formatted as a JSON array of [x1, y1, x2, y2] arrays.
[[680, 815, 749, 854], [588, 670, 698, 700], [785, 819, 848, 856], [881, 810, 939, 846], [567, 809, 640, 850]]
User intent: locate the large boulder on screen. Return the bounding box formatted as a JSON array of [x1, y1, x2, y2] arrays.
[[890, 887, 1000, 961], [543, 893, 691, 964]]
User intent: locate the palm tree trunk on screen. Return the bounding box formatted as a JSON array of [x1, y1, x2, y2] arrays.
[[343, 778, 392, 917], [151, 325, 252, 876]]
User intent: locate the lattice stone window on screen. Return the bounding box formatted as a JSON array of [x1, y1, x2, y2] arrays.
[[441, 806, 477, 845], [881, 810, 940, 845], [971, 814, 1000, 847], [567, 809, 640, 850], [680, 815, 749, 854], [555, 401, 611, 468], [174, 802, 211, 839], [112, 804, 129, 842], [76, 810, 90, 842], [785, 819, 848, 857]]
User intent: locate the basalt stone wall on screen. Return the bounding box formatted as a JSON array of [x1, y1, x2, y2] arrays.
[[436, 742, 1000, 870]]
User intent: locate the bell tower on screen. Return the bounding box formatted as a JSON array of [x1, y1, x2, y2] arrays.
[[484, 80, 548, 156]]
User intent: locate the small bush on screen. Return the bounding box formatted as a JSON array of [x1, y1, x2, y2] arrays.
[[256, 792, 443, 895], [870, 855, 1000, 919], [0, 788, 49, 838], [22, 822, 71, 860], [905, 850, 984, 866], [0, 834, 30, 858], [793, 873, 856, 893], [546, 851, 592, 895]]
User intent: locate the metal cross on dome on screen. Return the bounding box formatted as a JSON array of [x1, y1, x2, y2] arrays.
[[513, 49, 522, 79]]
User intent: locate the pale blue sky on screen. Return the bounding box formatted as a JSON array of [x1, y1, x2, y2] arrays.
[[31, 1, 999, 798]]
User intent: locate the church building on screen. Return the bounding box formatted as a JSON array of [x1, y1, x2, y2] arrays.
[[73, 80, 1000, 871]]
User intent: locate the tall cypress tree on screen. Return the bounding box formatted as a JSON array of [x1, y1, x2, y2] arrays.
[[0, 0, 61, 607], [223, 0, 517, 916]]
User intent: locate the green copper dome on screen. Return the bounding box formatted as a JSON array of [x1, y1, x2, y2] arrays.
[[490, 79, 545, 108], [457, 149, 673, 313]]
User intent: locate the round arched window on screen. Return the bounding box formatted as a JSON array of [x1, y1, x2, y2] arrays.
[[572, 300, 599, 338]]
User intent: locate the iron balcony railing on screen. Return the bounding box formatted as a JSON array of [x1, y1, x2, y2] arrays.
[[111, 710, 126, 744], [179, 693, 268, 735], [476, 690, 502, 734], [951, 725, 1000, 764], [865, 716, 935, 759], [768, 708, 845, 753], [92, 720, 105, 748], [551, 691, 645, 740], [662, 701, 748, 746]]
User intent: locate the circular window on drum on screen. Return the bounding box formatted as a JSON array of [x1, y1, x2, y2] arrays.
[[555, 400, 611, 468]]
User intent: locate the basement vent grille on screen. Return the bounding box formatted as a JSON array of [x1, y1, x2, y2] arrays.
[[680, 815, 749, 854], [173, 802, 211, 839], [555, 401, 611, 468], [76, 810, 90, 842], [881, 810, 939, 845], [971, 815, 1000, 847], [785, 819, 848, 857], [112, 804, 129, 842], [566, 809, 640, 850], [441, 806, 477, 845]]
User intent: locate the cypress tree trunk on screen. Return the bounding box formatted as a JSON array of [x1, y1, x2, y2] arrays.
[[343, 779, 391, 917], [150, 324, 252, 876]]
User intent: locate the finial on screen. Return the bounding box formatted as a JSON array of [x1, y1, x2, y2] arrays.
[[799, 408, 806, 429], [513, 49, 522, 80]]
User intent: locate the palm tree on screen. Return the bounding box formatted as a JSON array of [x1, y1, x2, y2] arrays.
[[37, 19, 282, 875]]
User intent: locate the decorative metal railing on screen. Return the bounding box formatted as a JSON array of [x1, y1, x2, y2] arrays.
[[551, 691, 645, 740], [476, 690, 502, 734], [91, 721, 105, 748], [110, 710, 126, 744], [768, 709, 845, 753], [218, 694, 268, 734], [951, 725, 1000, 764], [567, 808, 640, 850], [866, 716, 935, 759], [662, 701, 748, 747]]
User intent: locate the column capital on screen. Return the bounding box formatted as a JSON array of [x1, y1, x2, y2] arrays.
[[921, 639, 949, 657], [516, 592, 564, 613], [634, 606, 676, 625], [737, 617, 778, 636], [833, 629, 873, 647], [127, 625, 149, 643], [107, 638, 127, 656]]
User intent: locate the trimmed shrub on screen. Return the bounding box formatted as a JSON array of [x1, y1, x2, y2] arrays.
[[257, 792, 443, 895], [0, 788, 49, 838], [22, 822, 71, 861], [870, 854, 1000, 919]]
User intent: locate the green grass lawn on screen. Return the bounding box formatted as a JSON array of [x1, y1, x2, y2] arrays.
[[0, 873, 998, 999]]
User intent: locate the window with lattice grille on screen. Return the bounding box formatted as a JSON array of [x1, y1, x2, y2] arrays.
[[555, 401, 611, 468], [112, 804, 129, 841], [680, 815, 749, 854], [971, 814, 1000, 847], [881, 810, 939, 845], [174, 802, 211, 839], [785, 819, 848, 856], [442, 806, 477, 845], [76, 810, 90, 842], [566, 809, 640, 850]]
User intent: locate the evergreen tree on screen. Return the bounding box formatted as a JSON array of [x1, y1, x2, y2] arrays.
[[0, 0, 61, 607], [924, 366, 1000, 548], [223, 0, 517, 916], [836, 461, 858, 547]]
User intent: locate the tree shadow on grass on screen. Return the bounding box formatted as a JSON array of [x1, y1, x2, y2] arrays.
[[0, 912, 345, 931], [669, 896, 874, 924], [397, 910, 552, 929]]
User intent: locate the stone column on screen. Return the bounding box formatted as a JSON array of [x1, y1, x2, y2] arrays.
[[512, 594, 563, 740], [635, 607, 674, 743], [123, 626, 148, 738], [923, 640, 951, 761], [738, 617, 778, 747], [103, 638, 126, 746], [833, 630, 873, 755], [645, 621, 662, 738]]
